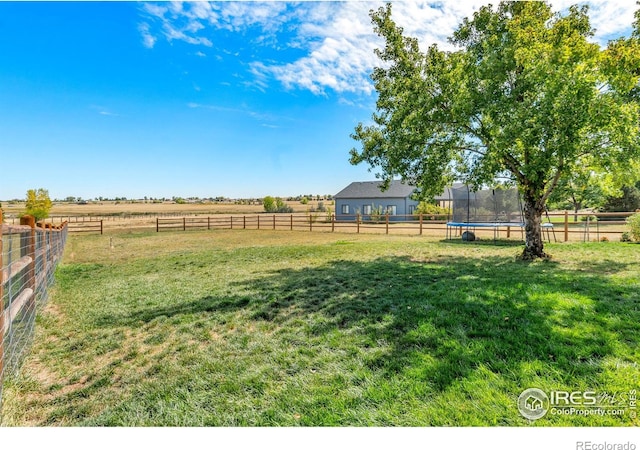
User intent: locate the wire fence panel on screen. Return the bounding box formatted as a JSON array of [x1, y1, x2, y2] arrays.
[[0, 212, 68, 408]]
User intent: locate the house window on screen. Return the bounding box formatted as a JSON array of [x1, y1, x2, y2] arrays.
[[409, 205, 416, 215], [363, 205, 372, 215], [387, 205, 397, 215], [341, 204, 349, 214]]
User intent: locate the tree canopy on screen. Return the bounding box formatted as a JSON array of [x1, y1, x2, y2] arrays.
[[351, 1, 640, 259], [24, 188, 53, 221]]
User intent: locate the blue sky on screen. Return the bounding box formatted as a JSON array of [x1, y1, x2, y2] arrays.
[[0, 1, 636, 200]]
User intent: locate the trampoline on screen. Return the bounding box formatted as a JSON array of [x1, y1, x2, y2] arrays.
[[446, 185, 525, 241]]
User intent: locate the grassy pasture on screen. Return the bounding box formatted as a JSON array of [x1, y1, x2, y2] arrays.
[[2, 230, 638, 426]]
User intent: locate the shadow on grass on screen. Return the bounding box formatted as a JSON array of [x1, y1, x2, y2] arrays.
[[440, 238, 525, 247], [98, 254, 639, 393]]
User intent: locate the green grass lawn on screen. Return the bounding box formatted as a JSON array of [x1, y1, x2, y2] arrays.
[[2, 230, 638, 426]]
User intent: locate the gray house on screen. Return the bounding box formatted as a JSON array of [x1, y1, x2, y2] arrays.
[[335, 180, 456, 221], [334, 180, 420, 221]]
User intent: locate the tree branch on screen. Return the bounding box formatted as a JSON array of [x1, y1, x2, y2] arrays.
[[541, 160, 564, 207]]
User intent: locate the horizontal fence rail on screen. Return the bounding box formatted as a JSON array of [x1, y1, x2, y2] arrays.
[[1, 211, 68, 408], [155, 211, 637, 242], [67, 219, 103, 235]]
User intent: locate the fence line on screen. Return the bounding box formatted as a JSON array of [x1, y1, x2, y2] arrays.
[[0, 211, 68, 408], [155, 211, 635, 241], [67, 219, 103, 235]]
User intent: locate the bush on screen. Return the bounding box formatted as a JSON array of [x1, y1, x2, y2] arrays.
[[325, 207, 333, 223], [264, 196, 293, 213], [263, 196, 276, 212], [620, 232, 632, 242], [368, 204, 385, 223], [414, 202, 450, 219], [625, 213, 640, 242]]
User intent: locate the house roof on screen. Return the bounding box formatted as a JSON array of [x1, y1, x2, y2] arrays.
[[335, 180, 416, 199], [335, 180, 462, 200]]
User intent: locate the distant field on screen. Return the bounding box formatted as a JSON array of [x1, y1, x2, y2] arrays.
[[2, 230, 638, 426], [1, 199, 330, 218]]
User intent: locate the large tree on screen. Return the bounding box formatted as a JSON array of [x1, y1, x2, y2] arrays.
[[351, 1, 640, 259]]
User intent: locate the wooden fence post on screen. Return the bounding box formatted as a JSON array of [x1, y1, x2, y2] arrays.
[[290, 214, 293, 231], [41, 224, 48, 283], [183, 217, 186, 231], [20, 215, 36, 313], [243, 216, 246, 230], [208, 216, 211, 230], [419, 214, 423, 235], [273, 215, 276, 230], [257, 215, 260, 230], [357, 214, 360, 234], [564, 210, 569, 242], [332, 214, 335, 232], [100, 220, 103, 235], [230, 216, 233, 230], [385, 213, 389, 234], [156, 218, 159, 233]]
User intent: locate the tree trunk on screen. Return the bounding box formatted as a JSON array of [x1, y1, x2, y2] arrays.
[[521, 198, 549, 260], [572, 200, 582, 222]]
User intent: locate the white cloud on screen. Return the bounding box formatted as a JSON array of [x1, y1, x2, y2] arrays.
[[138, 22, 157, 49], [138, 1, 637, 95], [90, 105, 120, 117]]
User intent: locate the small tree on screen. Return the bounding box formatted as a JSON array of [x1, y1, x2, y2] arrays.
[[24, 188, 52, 221], [263, 196, 276, 213], [600, 182, 640, 213], [626, 212, 640, 242]]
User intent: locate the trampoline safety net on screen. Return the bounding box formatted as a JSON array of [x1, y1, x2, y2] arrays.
[[450, 185, 523, 224]]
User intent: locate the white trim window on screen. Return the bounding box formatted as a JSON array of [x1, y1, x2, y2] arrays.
[[387, 205, 397, 215], [363, 205, 372, 215], [341, 204, 349, 214]]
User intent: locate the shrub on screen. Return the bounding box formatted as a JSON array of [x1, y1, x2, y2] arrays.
[[276, 198, 293, 213], [325, 207, 333, 223], [263, 196, 276, 212], [620, 232, 632, 242], [625, 213, 640, 242], [265, 196, 293, 213], [368, 204, 385, 223], [414, 202, 450, 219]]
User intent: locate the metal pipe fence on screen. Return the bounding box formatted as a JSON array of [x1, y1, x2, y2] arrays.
[[0, 211, 68, 408]]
